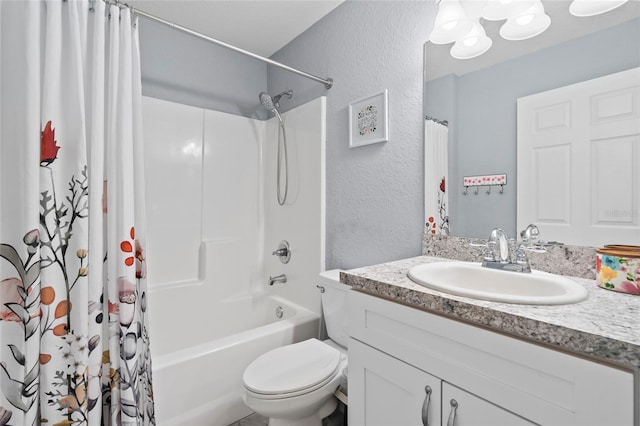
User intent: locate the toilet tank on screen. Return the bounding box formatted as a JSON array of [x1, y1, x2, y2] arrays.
[[319, 270, 350, 349]]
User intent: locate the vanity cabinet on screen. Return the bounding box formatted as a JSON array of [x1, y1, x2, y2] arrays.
[[349, 338, 536, 426], [349, 338, 442, 426], [347, 290, 635, 426], [440, 382, 535, 426]]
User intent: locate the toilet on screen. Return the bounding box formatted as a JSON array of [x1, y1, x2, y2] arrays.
[[242, 270, 349, 426]]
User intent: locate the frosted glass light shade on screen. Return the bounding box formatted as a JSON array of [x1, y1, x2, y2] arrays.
[[450, 21, 493, 59], [500, 1, 551, 40], [460, 0, 488, 19], [569, 0, 629, 17], [430, 0, 474, 44], [482, 0, 536, 20]]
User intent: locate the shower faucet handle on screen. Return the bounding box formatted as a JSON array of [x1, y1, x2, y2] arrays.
[[272, 240, 291, 264]]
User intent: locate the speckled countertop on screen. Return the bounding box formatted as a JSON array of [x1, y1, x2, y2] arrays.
[[341, 256, 640, 371]]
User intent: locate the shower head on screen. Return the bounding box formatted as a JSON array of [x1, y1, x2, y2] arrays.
[[259, 90, 293, 120], [259, 92, 283, 122], [259, 92, 276, 113]]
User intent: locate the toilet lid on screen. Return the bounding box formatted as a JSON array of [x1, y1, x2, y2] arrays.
[[243, 338, 341, 396]]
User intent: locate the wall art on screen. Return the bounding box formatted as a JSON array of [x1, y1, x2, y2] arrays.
[[348, 89, 388, 148]]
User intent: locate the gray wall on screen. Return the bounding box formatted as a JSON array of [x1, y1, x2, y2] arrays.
[[139, 18, 268, 119], [424, 18, 640, 239], [269, 1, 438, 270]]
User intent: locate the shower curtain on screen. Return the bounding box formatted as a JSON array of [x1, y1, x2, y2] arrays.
[[424, 119, 449, 236], [0, 1, 154, 425]]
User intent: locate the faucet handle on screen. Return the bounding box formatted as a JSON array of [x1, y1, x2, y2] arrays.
[[514, 245, 532, 273], [518, 225, 548, 253], [272, 240, 291, 264], [483, 245, 497, 262], [520, 224, 540, 243]]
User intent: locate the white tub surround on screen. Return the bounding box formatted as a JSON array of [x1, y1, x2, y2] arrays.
[[143, 98, 206, 286], [143, 96, 327, 308], [142, 96, 327, 425], [263, 97, 327, 313]]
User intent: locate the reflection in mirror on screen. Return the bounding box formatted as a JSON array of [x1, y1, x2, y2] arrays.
[[424, 0, 640, 246], [517, 67, 640, 247], [424, 116, 450, 237]]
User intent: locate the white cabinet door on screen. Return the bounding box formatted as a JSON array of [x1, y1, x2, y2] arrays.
[[517, 66, 640, 247], [348, 338, 442, 426], [442, 383, 536, 426], [349, 290, 634, 426]]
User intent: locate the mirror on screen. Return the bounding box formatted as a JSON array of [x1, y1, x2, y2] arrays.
[[423, 0, 640, 244]]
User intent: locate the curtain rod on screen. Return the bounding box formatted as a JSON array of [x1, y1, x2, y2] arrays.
[[425, 115, 448, 126], [103, 0, 334, 89]]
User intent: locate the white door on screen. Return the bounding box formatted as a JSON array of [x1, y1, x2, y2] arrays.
[[348, 339, 442, 426], [517, 67, 640, 247], [442, 382, 536, 426]]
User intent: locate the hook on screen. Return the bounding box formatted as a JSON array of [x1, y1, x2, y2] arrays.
[[463, 186, 468, 195], [474, 186, 479, 195], [486, 185, 491, 195], [499, 184, 504, 194]]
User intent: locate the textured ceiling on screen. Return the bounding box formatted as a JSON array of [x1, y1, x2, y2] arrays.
[[126, 0, 345, 57]]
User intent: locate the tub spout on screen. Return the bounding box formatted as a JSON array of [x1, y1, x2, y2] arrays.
[[269, 274, 287, 286]]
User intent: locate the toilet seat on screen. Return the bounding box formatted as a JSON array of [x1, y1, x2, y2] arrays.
[[243, 338, 341, 400]]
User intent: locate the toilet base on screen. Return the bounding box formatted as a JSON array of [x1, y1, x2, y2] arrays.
[[266, 397, 337, 426]]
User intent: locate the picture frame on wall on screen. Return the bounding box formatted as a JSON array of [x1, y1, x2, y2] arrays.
[[348, 89, 389, 148]]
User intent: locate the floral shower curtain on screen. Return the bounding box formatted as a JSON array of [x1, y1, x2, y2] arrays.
[[0, 1, 154, 425], [425, 119, 449, 236]]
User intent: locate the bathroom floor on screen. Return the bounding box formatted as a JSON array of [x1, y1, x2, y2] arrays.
[[231, 404, 347, 426], [231, 413, 268, 426]]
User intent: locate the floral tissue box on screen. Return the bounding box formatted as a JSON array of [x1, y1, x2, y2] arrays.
[[596, 245, 640, 295]]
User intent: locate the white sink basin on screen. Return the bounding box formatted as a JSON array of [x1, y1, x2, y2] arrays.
[[408, 262, 588, 305]]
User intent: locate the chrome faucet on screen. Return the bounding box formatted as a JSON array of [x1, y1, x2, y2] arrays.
[[481, 227, 544, 273], [487, 228, 510, 263], [269, 274, 287, 286]]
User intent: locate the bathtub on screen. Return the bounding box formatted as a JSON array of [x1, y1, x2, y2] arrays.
[[151, 294, 320, 426]]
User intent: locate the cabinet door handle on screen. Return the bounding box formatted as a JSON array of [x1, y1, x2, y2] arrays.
[[421, 385, 432, 426], [446, 399, 458, 426]]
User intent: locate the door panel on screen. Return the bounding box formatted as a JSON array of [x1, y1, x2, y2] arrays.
[[348, 338, 442, 426], [517, 67, 640, 246]]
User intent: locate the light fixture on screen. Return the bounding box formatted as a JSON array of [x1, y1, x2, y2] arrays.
[[500, 1, 551, 40], [460, 0, 488, 19], [450, 20, 493, 59], [429, 0, 474, 44], [482, 0, 536, 21], [430, 0, 629, 60], [569, 0, 629, 17]]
